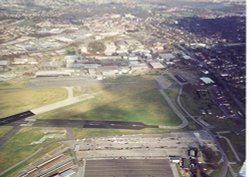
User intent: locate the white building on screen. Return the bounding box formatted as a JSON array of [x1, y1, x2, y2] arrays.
[[99, 66, 119, 76], [159, 53, 175, 61], [12, 58, 28, 65], [149, 61, 165, 69], [35, 70, 71, 77], [200, 77, 215, 85], [0, 60, 9, 66]]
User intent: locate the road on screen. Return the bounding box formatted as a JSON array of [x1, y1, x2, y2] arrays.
[[154, 75, 188, 129], [0, 126, 21, 145], [176, 44, 245, 114], [159, 89, 188, 129], [0, 111, 35, 125], [31, 93, 94, 115], [63, 130, 215, 161], [176, 83, 229, 177], [0, 87, 95, 146], [174, 43, 245, 177], [0, 147, 44, 176], [218, 135, 241, 162], [9, 119, 157, 130]]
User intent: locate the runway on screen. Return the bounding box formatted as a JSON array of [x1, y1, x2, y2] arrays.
[[5, 119, 157, 130], [0, 111, 35, 125]]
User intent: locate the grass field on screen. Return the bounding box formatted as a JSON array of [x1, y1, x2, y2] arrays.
[[0, 80, 27, 89], [35, 87, 182, 126], [0, 87, 67, 118], [2, 143, 62, 177], [210, 163, 224, 177], [0, 127, 66, 176], [204, 117, 243, 132], [226, 169, 234, 177], [164, 85, 179, 106], [34, 76, 182, 126], [231, 164, 242, 174], [218, 138, 237, 162], [0, 126, 12, 137], [223, 132, 245, 162], [73, 84, 110, 97], [0, 128, 44, 172], [180, 84, 222, 116]]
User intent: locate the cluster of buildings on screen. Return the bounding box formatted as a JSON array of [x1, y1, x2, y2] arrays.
[[192, 45, 245, 118], [195, 45, 245, 96], [209, 85, 241, 119], [61, 50, 176, 78], [18, 153, 76, 177], [170, 147, 199, 176]]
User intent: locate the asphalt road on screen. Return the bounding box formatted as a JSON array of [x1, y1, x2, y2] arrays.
[[0, 126, 21, 145], [0, 111, 35, 125], [9, 119, 157, 130], [175, 45, 232, 177]]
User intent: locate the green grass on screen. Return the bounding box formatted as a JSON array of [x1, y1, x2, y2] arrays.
[[0, 127, 66, 176], [204, 117, 242, 132], [0, 80, 27, 89], [223, 132, 245, 162], [35, 88, 182, 126], [65, 46, 76, 55], [180, 84, 222, 116], [210, 163, 224, 177], [2, 143, 62, 177], [231, 164, 242, 174], [0, 128, 44, 172], [164, 84, 201, 131], [218, 138, 237, 162], [73, 128, 170, 139], [164, 86, 179, 105], [88, 41, 106, 54], [0, 87, 67, 118], [81, 89, 181, 125], [176, 164, 184, 177], [17, 20, 35, 27], [0, 126, 12, 137], [226, 168, 234, 177], [73, 84, 110, 97]]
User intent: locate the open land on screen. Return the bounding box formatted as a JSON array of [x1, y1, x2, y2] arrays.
[[32, 76, 182, 126], [0, 85, 67, 118]]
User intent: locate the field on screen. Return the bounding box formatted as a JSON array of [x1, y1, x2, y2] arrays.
[[180, 84, 222, 116], [222, 132, 245, 162], [226, 168, 234, 177], [0, 87, 67, 118], [73, 84, 109, 97], [0, 80, 27, 89], [164, 85, 179, 106], [0, 128, 44, 172], [210, 163, 224, 177], [34, 76, 182, 126], [0, 126, 12, 137], [0, 127, 66, 176], [231, 164, 242, 174], [218, 138, 237, 162]]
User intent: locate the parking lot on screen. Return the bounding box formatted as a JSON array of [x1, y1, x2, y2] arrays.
[[63, 131, 216, 160], [85, 159, 175, 177]]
